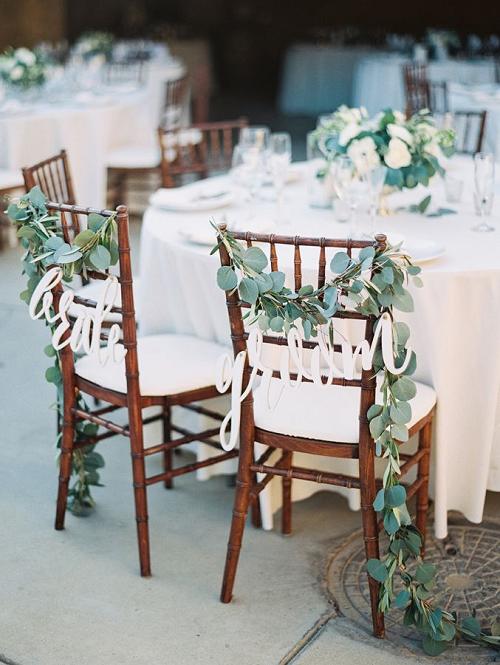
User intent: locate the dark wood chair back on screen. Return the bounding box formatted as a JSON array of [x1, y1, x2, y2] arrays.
[[104, 60, 145, 86], [403, 63, 430, 116], [218, 230, 387, 421], [452, 110, 487, 154], [158, 118, 248, 187], [161, 74, 191, 130], [23, 150, 81, 240]]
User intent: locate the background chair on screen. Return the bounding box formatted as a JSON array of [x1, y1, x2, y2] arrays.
[[47, 200, 238, 576], [451, 110, 487, 154], [403, 63, 449, 115], [103, 60, 145, 87], [158, 118, 247, 188], [106, 74, 191, 209], [217, 228, 436, 639]]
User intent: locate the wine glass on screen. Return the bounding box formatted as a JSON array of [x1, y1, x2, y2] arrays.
[[239, 126, 270, 151], [473, 152, 495, 232], [332, 155, 355, 224], [230, 143, 265, 219], [269, 132, 292, 221], [366, 165, 387, 238]]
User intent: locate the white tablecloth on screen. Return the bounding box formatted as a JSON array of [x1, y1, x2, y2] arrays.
[[138, 158, 500, 537], [278, 44, 373, 115], [353, 56, 497, 115], [0, 59, 184, 207]]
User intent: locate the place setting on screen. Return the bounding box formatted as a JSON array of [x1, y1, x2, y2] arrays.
[[2, 9, 500, 665]]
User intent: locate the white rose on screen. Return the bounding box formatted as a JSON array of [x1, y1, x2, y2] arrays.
[[339, 123, 362, 147], [393, 111, 406, 125], [384, 138, 412, 169], [387, 123, 413, 146], [10, 65, 24, 81], [347, 136, 380, 175], [15, 48, 36, 66]]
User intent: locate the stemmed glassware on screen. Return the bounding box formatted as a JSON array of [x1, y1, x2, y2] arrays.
[[231, 126, 270, 219], [473, 152, 495, 232], [268, 132, 292, 222], [366, 165, 387, 238], [332, 155, 355, 227]]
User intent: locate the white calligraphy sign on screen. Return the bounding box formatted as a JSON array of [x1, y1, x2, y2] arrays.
[[215, 313, 411, 450], [29, 267, 126, 365]]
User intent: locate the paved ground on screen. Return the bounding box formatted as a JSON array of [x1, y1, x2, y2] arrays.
[[1, 227, 497, 665]]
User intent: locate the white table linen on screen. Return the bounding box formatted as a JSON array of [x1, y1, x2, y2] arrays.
[[138, 158, 500, 537], [0, 59, 184, 207], [353, 56, 496, 115]]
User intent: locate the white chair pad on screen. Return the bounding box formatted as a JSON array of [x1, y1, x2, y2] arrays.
[[254, 377, 436, 443], [75, 334, 226, 396], [0, 169, 23, 191], [107, 145, 160, 169], [69, 278, 140, 324]]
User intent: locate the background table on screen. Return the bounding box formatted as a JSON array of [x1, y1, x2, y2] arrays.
[[278, 44, 373, 115], [352, 55, 496, 115], [0, 59, 184, 207], [138, 158, 500, 537]]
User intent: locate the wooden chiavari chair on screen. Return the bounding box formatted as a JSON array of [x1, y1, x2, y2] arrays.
[[46, 200, 238, 575], [217, 227, 436, 639], [403, 63, 430, 116], [428, 81, 449, 114], [103, 60, 145, 87], [107, 74, 191, 209], [158, 118, 248, 188], [451, 110, 487, 154]]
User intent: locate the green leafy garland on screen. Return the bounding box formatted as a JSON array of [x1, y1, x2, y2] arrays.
[[8, 187, 119, 515], [213, 225, 500, 657]]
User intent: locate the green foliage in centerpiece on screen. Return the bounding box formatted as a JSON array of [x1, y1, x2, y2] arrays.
[[73, 32, 115, 62], [8, 187, 119, 514], [0, 47, 48, 90], [213, 224, 500, 657], [313, 106, 455, 191]]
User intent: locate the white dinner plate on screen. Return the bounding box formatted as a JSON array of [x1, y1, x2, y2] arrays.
[[402, 238, 445, 264]]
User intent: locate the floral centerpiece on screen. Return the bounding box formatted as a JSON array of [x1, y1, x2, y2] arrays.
[[313, 106, 455, 193], [0, 47, 47, 90], [73, 31, 114, 62]]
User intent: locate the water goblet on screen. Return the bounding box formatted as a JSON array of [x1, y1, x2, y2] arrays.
[[269, 132, 292, 222], [473, 152, 495, 232]]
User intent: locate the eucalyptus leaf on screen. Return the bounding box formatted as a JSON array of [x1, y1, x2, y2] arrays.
[[330, 251, 351, 274], [89, 245, 111, 271], [366, 558, 388, 583], [217, 266, 238, 291], [239, 277, 259, 304], [243, 246, 268, 272]]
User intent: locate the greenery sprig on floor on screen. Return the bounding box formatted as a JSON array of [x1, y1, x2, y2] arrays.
[[8, 187, 119, 514], [213, 224, 500, 657]]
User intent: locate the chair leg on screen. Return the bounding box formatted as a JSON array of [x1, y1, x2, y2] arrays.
[[162, 405, 173, 489], [415, 418, 433, 556], [250, 472, 262, 529], [55, 386, 76, 530], [220, 405, 254, 603], [281, 451, 293, 535], [359, 431, 385, 639], [128, 407, 151, 577]]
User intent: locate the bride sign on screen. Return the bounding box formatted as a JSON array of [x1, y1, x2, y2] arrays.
[[29, 267, 126, 365]]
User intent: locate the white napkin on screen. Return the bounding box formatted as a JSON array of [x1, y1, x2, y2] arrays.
[[150, 180, 233, 212]]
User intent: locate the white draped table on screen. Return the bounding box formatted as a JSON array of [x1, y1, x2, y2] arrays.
[[353, 56, 496, 115], [0, 59, 184, 207], [138, 158, 500, 537]]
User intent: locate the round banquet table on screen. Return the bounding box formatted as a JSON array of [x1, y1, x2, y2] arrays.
[[138, 157, 500, 537], [0, 59, 184, 207], [352, 55, 497, 115]]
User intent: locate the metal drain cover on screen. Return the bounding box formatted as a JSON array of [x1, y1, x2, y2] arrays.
[[326, 517, 500, 663]]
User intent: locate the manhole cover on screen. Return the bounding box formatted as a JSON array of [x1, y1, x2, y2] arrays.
[[326, 516, 500, 663]]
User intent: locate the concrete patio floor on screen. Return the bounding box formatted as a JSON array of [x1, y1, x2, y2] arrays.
[[1, 224, 497, 665]]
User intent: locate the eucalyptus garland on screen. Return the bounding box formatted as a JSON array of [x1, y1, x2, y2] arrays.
[[8, 187, 119, 514], [213, 225, 500, 657]]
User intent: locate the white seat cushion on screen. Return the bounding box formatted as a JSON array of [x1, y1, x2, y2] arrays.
[[0, 169, 23, 191], [69, 278, 140, 324], [107, 146, 160, 169], [75, 334, 226, 396], [254, 377, 436, 443]]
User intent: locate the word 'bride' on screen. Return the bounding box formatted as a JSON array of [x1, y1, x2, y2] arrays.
[[29, 267, 126, 365], [216, 313, 411, 450]]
